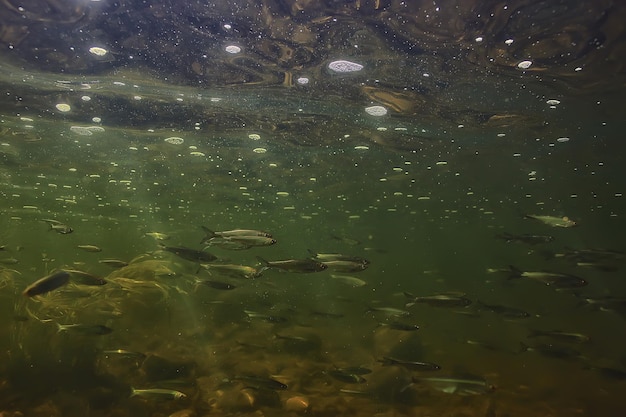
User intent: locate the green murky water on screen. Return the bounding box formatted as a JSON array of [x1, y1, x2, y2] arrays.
[[1, 1, 626, 416]]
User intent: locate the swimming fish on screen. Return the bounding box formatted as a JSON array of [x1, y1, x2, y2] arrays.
[[411, 376, 495, 395], [160, 245, 217, 263], [201, 226, 272, 243], [379, 357, 441, 371], [42, 219, 73, 234], [22, 270, 70, 297], [508, 266, 587, 288], [77, 245, 102, 252], [57, 323, 113, 336], [524, 215, 577, 228], [257, 257, 327, 273], [495, 232, 555, 245], [130, 387, 186, 399]]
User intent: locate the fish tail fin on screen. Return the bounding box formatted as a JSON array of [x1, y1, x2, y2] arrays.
[[200, 226, 216, 243], [56, 323, 67, 333], [507, 265, 523, 280], [256, 256, 270, 267], [377, 357, 392, 366], [496, 232, 513, 242], [538, 249, 556, 260], [307, 249, 317, 258], [518, 342, 530, 354]]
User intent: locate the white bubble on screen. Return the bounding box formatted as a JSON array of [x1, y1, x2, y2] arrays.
[[517, 60, 533, 69], [164, 136, 184, 145], [365, 105, 387, 116], [504, 39, 514, 45], [92, 117, 102, 123], [89, 47, 108, 56], [328, 60, 364, 73], [81, 95, 91, 102], [55, 103, 71, 112], [225, 45, 241, 54], [475, 36, 484, 43], [297, 77, 309, 85]]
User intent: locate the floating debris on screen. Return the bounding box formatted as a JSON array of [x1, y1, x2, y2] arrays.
[[88, 47, 108, 56], [328, 60, 364, 73], [365, 106, 387, 116], [164, 136, 184, 145], [225, 45, 241, 54], [55, 103, 71, 112]]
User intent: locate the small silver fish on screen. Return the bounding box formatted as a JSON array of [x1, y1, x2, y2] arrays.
[[42, 219, 73, 234], [130, 387, 186, 399], [412, 376, 495, 395], [77, 245, 102, 252], [330, 274, 367, 287], [379, 357, 441, 371], [525, 215, 577, 228], [57, 323, 113, 335], [257, 257, 327, 273], [201, 263, 263, 279], [145, 232, 171, 241], [201, 226, 272, 243]]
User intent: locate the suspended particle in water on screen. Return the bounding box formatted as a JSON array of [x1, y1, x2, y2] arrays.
[[297, 77, 309, 85], [517, 60, 533, 69], [546, 99, 561, 105], [557, 137, 570, 143], [89, 47, 108, 56], [248, 134, 261, 140], [225, 45, 241, 54], [328, 60, 363, 73], [365, 106, 387, 116], [164, 136, 184, 145], [55, 103, 71, 112], [253, 147, 267, 154]]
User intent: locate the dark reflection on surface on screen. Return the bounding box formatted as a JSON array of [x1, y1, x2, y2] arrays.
[[0, 1, 626, 417]]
